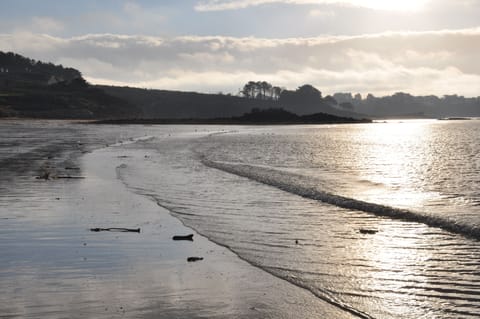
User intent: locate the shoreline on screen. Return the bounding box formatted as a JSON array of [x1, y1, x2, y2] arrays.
[[82, 140, 355, 318], [0, 126, 353, 318], [90, 117, 372, 125]]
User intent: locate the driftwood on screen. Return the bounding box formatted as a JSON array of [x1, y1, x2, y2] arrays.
[[55, 176, 85, 179], [187, 257, 203, 262], [90, 227, 141, 233], [359, 228, 378, 234], [172, 234, 194, 241], [36, 172, 85, 180]]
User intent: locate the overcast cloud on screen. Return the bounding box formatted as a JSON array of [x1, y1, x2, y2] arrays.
[[1, 29, 479, 96], [0, 0, 479, 96], [194, 0, 430, 12]]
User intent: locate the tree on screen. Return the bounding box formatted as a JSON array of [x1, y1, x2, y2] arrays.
[[324, 95, 337, 106], [241, 81, 276, 100], [296, 84, 322, 104], [241, 81, 257, 99], [339, 102, 354, 110], [279, 89, 297, 104], [272, 86, 283, 101], [279, 84, 322, 105], [259, 81, 272, 100]]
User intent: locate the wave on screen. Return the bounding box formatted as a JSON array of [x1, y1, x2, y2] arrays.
[[202, 159, 480, 240], [115, 147, 480, 318]]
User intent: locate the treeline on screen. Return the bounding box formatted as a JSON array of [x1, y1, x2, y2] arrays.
[[241, 81, 283, 100], [242, 81, 480, 118], [0, 51, 81, 86], [0, 77, 140, 119], [238, 81, 361, 118], [0, 51, 140, 119], [100, 81, 362, 120], [241, 81, 336, 106], [4, 50, 477, 120], [334, 91, 480, 118]]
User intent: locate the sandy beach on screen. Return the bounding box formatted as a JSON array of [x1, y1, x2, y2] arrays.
[[0, 122, 353, 318]]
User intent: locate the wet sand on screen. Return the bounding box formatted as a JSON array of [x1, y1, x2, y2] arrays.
[[0, 126, 353, 318]]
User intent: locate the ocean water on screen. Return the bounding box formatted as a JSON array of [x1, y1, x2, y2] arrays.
[[2, 119, 480, 318]]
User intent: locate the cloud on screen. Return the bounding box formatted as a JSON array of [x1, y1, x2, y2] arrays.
[[194, 0, 430, 12], [30, 17, 65, 33], [7, 16, 65, 35], [308, 9, 335, 18], [1, 29, 479, 96]]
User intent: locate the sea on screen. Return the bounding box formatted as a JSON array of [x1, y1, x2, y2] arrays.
[[1, 119, 480, 318]]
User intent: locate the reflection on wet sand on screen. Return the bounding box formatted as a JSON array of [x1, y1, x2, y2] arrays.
[[0, 121, 352, 319]]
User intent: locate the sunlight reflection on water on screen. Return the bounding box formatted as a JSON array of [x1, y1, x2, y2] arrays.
[[2, 120, 480, 318], [127, 119, 480, 318]]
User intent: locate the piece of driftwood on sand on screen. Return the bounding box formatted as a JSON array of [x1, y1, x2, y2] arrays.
[[172, 234, 194, 241], [90, 227, 141, 233]]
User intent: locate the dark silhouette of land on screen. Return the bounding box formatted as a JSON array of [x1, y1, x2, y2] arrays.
[[98, 83, 365, 120], [333, 92, 480, 118], [0, 51, 140, 119], [92, 108, 371, 125], [1, 51, 478, 120]]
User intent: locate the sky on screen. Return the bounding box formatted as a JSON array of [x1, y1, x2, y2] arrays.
[[0, 0, 480, 97]]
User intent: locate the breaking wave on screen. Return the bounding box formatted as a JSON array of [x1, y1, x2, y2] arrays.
[[202, 159, 480, 240]]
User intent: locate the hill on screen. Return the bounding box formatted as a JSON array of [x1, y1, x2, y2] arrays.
[[1, 51, 478, 120], [0, 51, 367, 120], [0, 51, 80, 86], [0, 51, 140, 119], [98, 84, 366, 119], [98, 85, 278, 119]]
